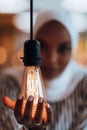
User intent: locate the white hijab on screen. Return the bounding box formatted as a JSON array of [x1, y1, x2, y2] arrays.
[[34, 8, 87, 102]]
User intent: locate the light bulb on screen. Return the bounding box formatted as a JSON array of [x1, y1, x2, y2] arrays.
[[22, 66, 45, 102], [20, 40, 47, 121], [21, 66, 46, 119]]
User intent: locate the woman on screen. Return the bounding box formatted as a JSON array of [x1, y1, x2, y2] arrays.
[[3, 8, 87, 130]]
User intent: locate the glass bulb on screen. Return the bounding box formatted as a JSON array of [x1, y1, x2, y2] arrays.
[[20, 66, 47, 120]]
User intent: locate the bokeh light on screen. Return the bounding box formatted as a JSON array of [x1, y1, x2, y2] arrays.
[[11, 48, 24, 69], [0, 47, 7, 65]]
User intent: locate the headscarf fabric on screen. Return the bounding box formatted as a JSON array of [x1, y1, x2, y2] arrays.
[[33, 8, 87, 102]]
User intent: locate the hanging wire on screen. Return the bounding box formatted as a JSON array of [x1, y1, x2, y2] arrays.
[[30, 0, 33, 40]]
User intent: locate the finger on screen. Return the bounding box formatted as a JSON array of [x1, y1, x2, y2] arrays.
[[14, 95, 23, 124], [34, 97, 44, 124], [46, 103, 53, 124], [3, 96, 16, 109], [23, 96, 34, 125]]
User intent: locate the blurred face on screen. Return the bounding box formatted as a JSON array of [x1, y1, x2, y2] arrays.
[[35, 21, 71, 80]]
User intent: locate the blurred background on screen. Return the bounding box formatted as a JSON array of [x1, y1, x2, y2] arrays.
[[0, 0, 87, 71]]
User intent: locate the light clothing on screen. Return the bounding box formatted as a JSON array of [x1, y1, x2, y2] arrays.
[[45, 60, 87, 102], [47, 76, 87, 130], [0, 71, 22, 130], [34, 8, 87, 130]]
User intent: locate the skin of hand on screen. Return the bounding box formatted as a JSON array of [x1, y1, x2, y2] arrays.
[[3, 96, 52, 130]]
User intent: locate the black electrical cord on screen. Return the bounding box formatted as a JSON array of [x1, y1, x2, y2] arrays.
[[30, 0, 33, 40], [23, 0, 42, 66]]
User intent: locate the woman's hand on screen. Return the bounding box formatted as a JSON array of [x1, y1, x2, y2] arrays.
[[3, 96, 52, 130]]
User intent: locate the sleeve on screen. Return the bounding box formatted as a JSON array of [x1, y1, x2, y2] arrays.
[[76, 76, 87, 130]]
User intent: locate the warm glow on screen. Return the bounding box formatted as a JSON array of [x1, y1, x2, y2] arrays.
[[0, 47, 7, 65], [26, 67, 44, 104], [21, 100, 47, 121], [32, 103, 47, 121], [21, 66, 47, 120], [3, 66, 47, 121]]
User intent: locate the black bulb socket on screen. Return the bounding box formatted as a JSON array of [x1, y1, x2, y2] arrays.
[[22, 40, 42, 66]]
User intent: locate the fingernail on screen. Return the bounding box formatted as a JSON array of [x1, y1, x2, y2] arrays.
[[38, 97, 44, 103], [28, 95, 34, 101], [46, 103, 50, 108], [18, 95, 23, 100]]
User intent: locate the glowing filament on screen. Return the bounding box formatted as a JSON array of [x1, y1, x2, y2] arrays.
[[21, 66, 47, 120]]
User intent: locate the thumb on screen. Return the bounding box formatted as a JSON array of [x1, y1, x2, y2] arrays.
[[3, 96, 16, 110]]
